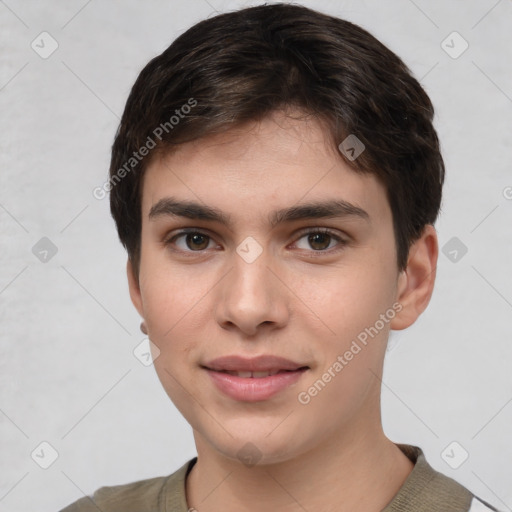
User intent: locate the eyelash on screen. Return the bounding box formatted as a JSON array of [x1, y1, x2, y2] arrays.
[[163, 227, 348, 257]]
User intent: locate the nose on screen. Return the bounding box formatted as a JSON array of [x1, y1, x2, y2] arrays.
[[214, 246, 290, 337]]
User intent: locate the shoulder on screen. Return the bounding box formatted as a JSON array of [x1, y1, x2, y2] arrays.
[[58, 458, 196, 512], [385, 445, 502, 512], [59, 475, 168, 512]]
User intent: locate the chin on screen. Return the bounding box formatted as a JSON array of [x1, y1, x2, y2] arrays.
[[199, 426, 313, 468]]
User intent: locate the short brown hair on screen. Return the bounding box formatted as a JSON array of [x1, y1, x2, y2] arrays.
[[109, 3, 444, 279]]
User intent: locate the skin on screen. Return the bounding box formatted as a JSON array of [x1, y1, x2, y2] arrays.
[[127, 110, 438, 512]]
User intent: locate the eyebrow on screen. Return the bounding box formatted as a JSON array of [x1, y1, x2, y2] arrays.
[[148, 197, 370, 228]]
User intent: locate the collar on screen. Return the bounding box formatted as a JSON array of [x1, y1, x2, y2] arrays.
[[163, 444, 473, 512]]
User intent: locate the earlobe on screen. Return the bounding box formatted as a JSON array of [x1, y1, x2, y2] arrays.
[[390, 225, 438, 331], [126, 259, 144, 317]]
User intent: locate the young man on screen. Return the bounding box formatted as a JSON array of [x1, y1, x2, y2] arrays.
[[62, 3, 499, 511]]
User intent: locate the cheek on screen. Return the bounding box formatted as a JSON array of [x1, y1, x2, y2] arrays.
[[138, 241, 209, 322], [293, 259, 397, 343], [138, 263, 202, 348], [295, 267, 395, 424], [140, 268, 205, 412]]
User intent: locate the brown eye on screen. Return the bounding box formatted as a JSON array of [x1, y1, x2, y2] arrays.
[[165, 230, 215, 252], [307, 232, 332, 251], [292, 228, 350, 258], [294, 228, 345, 252], [185, 233, 210, 251]]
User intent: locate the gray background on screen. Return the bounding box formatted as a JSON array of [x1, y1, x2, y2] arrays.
[[1, 1, 511, 510]]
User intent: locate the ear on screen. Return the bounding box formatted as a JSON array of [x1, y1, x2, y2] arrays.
[[390, 224, 438, 330], [127, 258, 144, 317]]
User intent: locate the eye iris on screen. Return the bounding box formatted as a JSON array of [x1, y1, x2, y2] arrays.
[[187, 233, 209, 250], [309, 232, 330, 250]]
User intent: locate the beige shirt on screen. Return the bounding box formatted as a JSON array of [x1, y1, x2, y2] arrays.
[[60, 444, 499, 511]]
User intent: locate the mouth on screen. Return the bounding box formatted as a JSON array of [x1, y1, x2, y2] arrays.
[[201, 355, 310, 401], [204, 368, 309, 378], [202, 354, 309, 373]]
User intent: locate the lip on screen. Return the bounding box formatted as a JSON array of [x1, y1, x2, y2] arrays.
[[203, 354, 307, 372], [202, 355, 309, 402], [204, 367, 308, 402]]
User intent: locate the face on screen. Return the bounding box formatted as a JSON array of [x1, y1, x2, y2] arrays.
[[128, 111, 416, 465]]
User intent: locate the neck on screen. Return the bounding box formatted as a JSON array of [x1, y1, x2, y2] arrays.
[[186, 419, 414, 512]]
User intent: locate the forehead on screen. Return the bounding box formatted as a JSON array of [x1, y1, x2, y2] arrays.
[[141, 112, 390, 227]]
